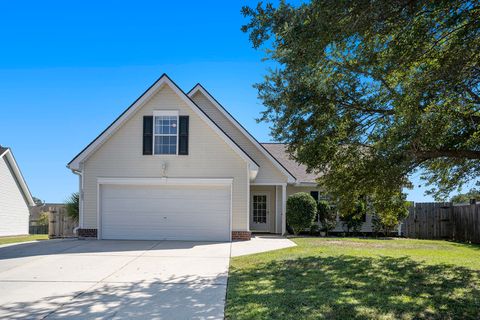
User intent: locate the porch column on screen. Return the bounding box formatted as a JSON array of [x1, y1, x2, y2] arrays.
[[282, 184, 287, 235], [275, 186, 281, 233]]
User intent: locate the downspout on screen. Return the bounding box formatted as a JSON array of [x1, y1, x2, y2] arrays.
[[71, 163, 84, 231]]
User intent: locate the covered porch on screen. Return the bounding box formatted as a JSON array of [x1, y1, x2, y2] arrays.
[[249, 184, 286, 235]]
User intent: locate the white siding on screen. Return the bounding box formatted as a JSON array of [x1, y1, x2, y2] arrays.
[[82, 85, 249, 231], [286, 185, 322, 198], [191, 91, 288, 184], [0, 157, 29, 236]]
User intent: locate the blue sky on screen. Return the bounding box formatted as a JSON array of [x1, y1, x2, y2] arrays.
[[0, 1, 461, 203]]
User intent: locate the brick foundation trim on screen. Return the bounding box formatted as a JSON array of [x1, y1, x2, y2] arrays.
[[232, 231, 251, 241], [77, 228, 98, 238]]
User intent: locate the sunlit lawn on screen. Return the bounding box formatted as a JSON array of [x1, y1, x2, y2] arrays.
[[0, 234, 48, 246], [226, 237, 480, 320]]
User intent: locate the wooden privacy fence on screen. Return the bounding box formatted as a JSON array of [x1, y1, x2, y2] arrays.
[[48, 205, 77, 238], [403, 202, 480, 243], [29, 204, 78, 238]]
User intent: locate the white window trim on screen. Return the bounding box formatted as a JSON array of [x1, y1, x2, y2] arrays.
[[152, 110, 179, 156]]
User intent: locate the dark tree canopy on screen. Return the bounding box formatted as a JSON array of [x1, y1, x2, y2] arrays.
[[450, 188, 480, 203], [242, 0, 480, 209]]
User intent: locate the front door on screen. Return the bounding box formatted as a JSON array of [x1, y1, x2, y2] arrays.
[[251, 193, 270, 232]]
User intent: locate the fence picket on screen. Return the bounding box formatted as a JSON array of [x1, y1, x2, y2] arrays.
[[404, 202, 480, 244]]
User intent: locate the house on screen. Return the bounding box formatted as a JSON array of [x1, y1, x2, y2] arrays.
[[0, 146, 35, 236], [67, 74, 325, 241]]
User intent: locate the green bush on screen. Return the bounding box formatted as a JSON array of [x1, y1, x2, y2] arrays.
[[286, 193, 317, 235], [310, 223, 320, 236], [65, 192, 79, 222], [317, 200, 337, 235], [341, 200, 366, 235]]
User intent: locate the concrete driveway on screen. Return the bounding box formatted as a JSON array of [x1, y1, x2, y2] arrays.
[[0, 239, 231, 319]]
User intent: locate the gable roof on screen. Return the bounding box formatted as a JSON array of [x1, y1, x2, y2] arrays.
[[67, 74, 259, 172], [0, 146, 35, 206], [261, 143, 319, 185], [187, 84, 296, 183]]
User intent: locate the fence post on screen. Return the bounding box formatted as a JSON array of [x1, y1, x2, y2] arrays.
[[48, 211, 55, 238]]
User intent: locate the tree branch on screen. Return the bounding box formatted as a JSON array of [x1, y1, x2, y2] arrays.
[[414, 149, 480, 160], [464, 86, 480, 104]]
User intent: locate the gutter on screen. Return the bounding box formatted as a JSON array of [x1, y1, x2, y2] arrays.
[[70, 164, 84, 229]]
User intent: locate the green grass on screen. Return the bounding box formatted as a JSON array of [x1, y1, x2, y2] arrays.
[[226, 238, 480, 320], [0, 234, 49, 245]]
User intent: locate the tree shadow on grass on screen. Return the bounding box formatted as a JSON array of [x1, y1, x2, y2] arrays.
[[226, 255, 480, 320]]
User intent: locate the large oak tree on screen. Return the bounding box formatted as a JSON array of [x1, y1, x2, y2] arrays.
[[242, 0, 479, 219]]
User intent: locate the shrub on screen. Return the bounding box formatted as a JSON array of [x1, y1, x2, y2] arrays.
[[65, 192, 79, 222], [341, 200, 366, 235], [317, 200, 337, 236], [286, 193, 317, 235]]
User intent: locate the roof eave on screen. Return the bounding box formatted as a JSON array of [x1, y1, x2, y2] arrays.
[[1, 149, 35, 206]]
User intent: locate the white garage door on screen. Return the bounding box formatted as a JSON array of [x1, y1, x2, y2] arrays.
[[100, 183, 231, 241]]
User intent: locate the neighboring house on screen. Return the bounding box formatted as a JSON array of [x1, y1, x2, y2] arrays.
[[67, 74, 324, 241], [0, 146, 35, 236]]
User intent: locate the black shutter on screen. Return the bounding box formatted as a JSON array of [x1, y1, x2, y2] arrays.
[[143, 116, 153, 155], [178, 116, 189, 155]]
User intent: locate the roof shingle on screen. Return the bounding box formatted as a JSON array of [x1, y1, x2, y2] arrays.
[[261, 143, 319, 184]]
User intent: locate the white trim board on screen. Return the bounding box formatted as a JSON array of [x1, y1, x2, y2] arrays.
[[97, 177, 233, 186], [188, 84, 296, 183], [68, 74, 259, 174], [250, 182, 287, 186]]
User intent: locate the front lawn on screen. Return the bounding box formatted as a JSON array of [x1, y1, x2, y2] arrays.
[[226, 238, 480, 320], [0, 234, 49, 246]]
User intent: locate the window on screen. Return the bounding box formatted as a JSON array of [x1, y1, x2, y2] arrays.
[[310, 191, 319, 202], [253, 195, 267, 223], [153, 111, 178, 155]]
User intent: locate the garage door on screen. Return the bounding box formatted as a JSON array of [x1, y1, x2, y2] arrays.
[[100, 183, 231, 241]]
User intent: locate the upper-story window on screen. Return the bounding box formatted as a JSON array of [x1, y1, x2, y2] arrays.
[[153, 111, 178, 155]]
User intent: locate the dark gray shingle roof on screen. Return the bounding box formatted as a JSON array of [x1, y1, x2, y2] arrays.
[[261, 143, 319, 183]]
